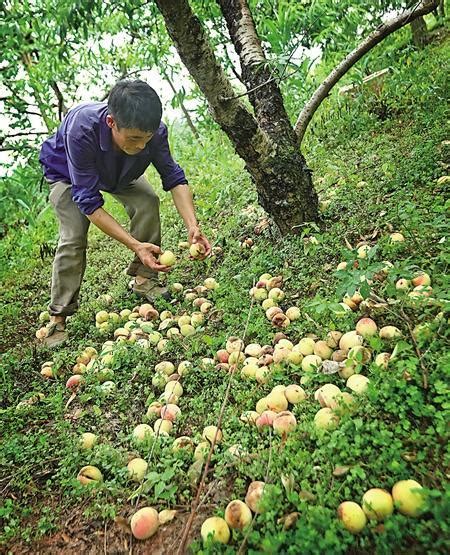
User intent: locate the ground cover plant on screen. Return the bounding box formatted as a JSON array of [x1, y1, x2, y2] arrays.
[[1, 27, 449, 555]]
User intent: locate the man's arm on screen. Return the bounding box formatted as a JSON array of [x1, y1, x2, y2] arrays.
[[170, 184, 211, 257], [87, 207, 170, 272]]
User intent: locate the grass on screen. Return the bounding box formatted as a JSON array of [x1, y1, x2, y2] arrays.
[[0, 35, 449, 554]]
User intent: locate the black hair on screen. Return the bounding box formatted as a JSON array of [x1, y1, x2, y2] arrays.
[[107, 79, 162, 132]]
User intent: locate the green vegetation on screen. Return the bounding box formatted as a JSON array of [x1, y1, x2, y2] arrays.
[[1, 27, 449, 555]]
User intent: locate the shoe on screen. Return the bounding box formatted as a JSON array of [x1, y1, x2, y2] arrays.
[[131, 278, 170, 302], [36, 321, 68, 348]]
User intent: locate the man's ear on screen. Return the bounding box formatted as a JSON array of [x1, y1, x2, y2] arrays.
[[106, 114, 115, 129]]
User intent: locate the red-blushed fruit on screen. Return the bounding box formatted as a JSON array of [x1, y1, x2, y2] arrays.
[[245, 481, 266, 513], [130, 507, 159, 540], [337, 501, 367, 533], [355, 318, 378, 337], [273, 411, 297, 435], [412, 272, 431, 287], [392, 479, 425, 517], [271, 313, 290, 328], [255, 410, 277, 429], [362, 488, 394, 521], [66, 375, 84, 390], [216, 349, 229, 363], [160, 404, 181, 422], [77, 465, 103, 485], [200, 516, 230, 544], [224, 500, 253, 529]]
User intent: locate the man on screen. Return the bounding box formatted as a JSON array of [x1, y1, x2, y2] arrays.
[[37, 79, 210, 345]]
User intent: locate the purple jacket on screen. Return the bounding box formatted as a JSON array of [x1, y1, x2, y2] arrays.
[[39, 102, 187, 215]]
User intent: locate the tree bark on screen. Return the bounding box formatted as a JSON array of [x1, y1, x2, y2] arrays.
[[155, 0, 318, 233], [294, 0, 439, 144], [410, 16, 429, 47]]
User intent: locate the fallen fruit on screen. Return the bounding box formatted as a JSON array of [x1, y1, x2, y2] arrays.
[[127, 458, 148, 482], [337, 501, 367, 533], [201, 516, 230, 544], [245, 481, 266, 513], [362, 488, 394, 521], [202, 425, 223, 444], [392, 479, 425, 517], [273, 411, 297, 435], [133, 424, 154, 442], [346, 374, 370, 394], [224, 500, 252, 530], [80, 432, 97, 449], [355, 318, 377, 338], [130, 507, 159, 540], [77, 465, 103, 485], [301, 354, 322, 372], [314, 408, 339, 430], [284, 384, 306, 404], [390, 232, 405, 242], [379, 326, 402, 340], [189, 243, 206, 259]]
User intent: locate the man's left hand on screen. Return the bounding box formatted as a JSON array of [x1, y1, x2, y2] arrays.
[[188, 225, 211, 259]]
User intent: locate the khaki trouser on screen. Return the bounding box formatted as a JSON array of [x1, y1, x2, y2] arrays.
[[48, 175, 161, 316]]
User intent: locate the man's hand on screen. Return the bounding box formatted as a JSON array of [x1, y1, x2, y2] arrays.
[[188, 225, 211, 259], [134, 242, 172, 272]]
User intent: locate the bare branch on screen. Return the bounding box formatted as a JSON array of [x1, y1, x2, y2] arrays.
[[294, 0, 439, 144]]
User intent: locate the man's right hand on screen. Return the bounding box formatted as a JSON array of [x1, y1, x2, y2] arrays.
[[134, 242, 172, 272]]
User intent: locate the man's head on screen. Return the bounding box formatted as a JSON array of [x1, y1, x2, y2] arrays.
[[107, 80, 162, 155]]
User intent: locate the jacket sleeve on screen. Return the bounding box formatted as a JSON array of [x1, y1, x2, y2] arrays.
[[64, 133, 105, 215], [151, 124, 188, 191]]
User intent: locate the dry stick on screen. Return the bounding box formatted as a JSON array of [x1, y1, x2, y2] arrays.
[[176, 294, 256, 554], [237, 428, 274, 555], [104, 522, 108, 555], [399, 308, 429, 389]]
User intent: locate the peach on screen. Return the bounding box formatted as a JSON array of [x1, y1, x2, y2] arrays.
[[357, 244, 370, 259], [245, 343, 263, 357], [177, 361, 192, 376], [301, 354, 322, 372], [266, 306, 283, 320], [193, 297, 208, 308], [146, 401, 163, 418], [66, 375, 83, 390], [297, 337, 315, 355], [332, 350, 348, 363], [412, 272, 431, 287], [225, 500, 252, 529], [286, 307, 300, 321], [77, 465, 103, 485], [314, 341, 333, 360], [201, 516, 230, 544], [273, 348, 290, 364], [160, 310, 173, 321], [336, 261, 347, 271], [287, 350, 303, 365], [204, 277, 218, 290], [172, 436, 194, 452], [396, 278, 410, 291], [155, 361, 175, 376], [265, 391, 288, 412], [203, 425, 223, 444], [255, 366, 271, 384], [154, 419, 173, 435], [130, 507, 159, 540], [133, 424, 154, 442], [379, 326, 402, 340], [255, 397, 269, 414], [80, 432, 97, 449], [273, 411, 297, 435], [315, 384, 341, 408], [95, 310, 109, 324], [334, 392, 356, 415], [262, 298, 277, 310], [216, 349, 229, 363], [128, 458, 148, 482], [256, 410, 277, 429], [190, 243, 206, 259], [342, 296, 358, 311], [241, 363, 258, 378], [245, 481, 266, 513], [338, 361, 356, 380], [362, 488, 394, 520], [284, 384, 306, 404], [346, 374, 370, 394], [160, 404, 181, 422], [240, 411, 259, 424], [268, 287, 285, 301], [375, 352, 391, 369], [259, 273, 272, 283], [226, 336, 244, 354], [178, 240, 189, 249], [339, 331, 363, 351], [180, 324, 196, 337], [337, 501, 367, 533], [200, 302, 213, 314], [194, 441, 210, 462], [271, 313, 290, 328], [277, 338, 294, 350], [314, 408, 339, 430], [348, 346, 372, 365], [390, 232, 405, 242], [266, 275, 283, 290], [164, 381, 183, 397], [392, 479, 425, 517], [326, 331, 343, 349], [355, 318, 377, 338], [253, 288, 268, 301], [229, 351, 245, 365]]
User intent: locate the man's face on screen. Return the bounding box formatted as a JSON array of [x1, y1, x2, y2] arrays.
[[106, 115, 154, 155]]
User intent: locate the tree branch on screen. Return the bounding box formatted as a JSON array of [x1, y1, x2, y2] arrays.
[[50, 81, 68, 120], [294, 0, 439, 144]]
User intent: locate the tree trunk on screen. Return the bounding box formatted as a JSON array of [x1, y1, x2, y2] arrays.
[[155, 0, 318, 234], [411, 16, 429, 47]]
